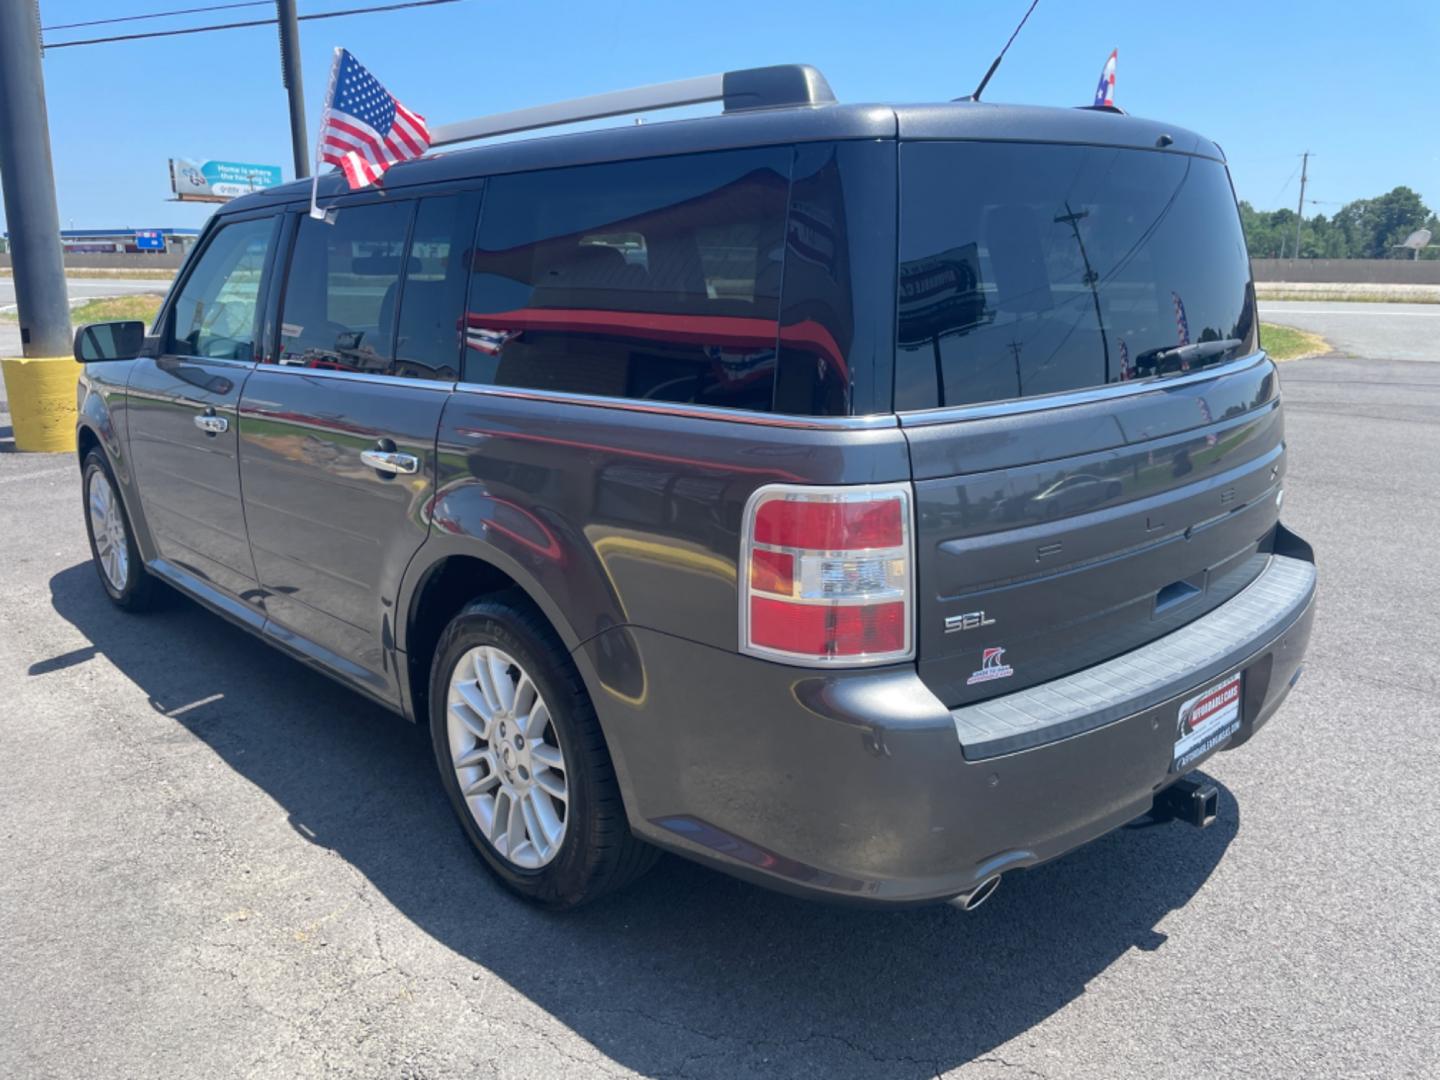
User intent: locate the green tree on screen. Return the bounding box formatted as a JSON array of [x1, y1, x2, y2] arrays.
[[1239, 186, 1435, 259]]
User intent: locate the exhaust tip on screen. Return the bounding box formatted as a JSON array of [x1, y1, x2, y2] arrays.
[[955, 874, 1002, 912]]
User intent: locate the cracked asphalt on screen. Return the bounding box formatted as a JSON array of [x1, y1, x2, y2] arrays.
[[2, 340, 1438, 1078]]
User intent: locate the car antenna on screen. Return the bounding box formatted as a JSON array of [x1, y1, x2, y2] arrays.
[[957, 0, 1041, 102]]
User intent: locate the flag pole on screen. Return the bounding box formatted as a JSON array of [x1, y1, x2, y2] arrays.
[[311, 47, 343, 220]]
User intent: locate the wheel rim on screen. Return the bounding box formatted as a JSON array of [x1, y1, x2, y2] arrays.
[[87, 468, 129, 592], [446, 645, 569, 869]]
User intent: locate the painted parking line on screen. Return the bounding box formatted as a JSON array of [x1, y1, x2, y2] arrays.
[[1258, 308, 1440, 317]]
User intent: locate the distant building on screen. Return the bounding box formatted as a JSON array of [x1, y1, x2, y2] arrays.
[[1, 228, 201, 256]]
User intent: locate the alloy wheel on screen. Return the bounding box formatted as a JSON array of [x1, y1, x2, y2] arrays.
[[446, 645, 569, 869], [87, 468, 129, 592]]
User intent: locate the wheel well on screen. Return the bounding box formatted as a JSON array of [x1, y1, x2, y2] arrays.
[[77, 425, 100, 466], [406, 555, 524, 723]]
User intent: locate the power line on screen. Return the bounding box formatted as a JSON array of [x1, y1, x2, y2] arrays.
[[43, 3, 271, 33], [1270, 161, 1301, 205], [43, 0, 463, 49]]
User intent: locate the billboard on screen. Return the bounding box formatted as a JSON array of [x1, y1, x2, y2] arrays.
[[169, 159, 283, 202]]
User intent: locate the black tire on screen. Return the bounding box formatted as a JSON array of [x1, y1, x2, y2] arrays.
[[81, 449, 160, 612], [429, 591, 658, 908]]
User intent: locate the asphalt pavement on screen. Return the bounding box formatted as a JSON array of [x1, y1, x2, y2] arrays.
[[0, 277, 167, 356], [1260, 299, 1440, 362], [1, 314, 1438, 1078]]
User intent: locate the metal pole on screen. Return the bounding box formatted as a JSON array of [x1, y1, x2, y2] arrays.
[[276, 0, 309, 179], [0, 2, 72, 357], [1294, 151, 1309, 262]]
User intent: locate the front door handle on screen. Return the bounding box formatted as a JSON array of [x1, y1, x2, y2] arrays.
[[193, 412, 228, 435], [361, 449, 419, 475]]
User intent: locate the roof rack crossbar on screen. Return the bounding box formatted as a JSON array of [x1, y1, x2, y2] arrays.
[[429, 64, 834, 149]]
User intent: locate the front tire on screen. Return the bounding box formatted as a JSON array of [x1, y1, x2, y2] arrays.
[[82, 450, 159, 612], [429, 593, 657, 908]]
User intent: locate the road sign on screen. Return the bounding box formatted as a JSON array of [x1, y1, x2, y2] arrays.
[[134, 230, 166, 252], [169, 159, 283, 203]]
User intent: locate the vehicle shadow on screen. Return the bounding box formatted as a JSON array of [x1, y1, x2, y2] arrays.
[[43, 561, 1238, 1077]]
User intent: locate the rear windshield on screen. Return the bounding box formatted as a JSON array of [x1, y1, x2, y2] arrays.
[[895, 141, 1257, 410]]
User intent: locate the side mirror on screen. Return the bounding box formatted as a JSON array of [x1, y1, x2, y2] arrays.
[[74, 321, 146, 363]]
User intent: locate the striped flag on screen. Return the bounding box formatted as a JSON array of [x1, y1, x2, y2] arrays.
[[1172, 291, 1191, 347], [1093, 49, 1117, 107], [314, 49, 430, 207]]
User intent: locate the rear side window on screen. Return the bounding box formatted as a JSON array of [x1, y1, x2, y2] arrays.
[[895, 142, 1257, 410], [392, 192, 481, 381], [277, 200, 412, 374], [168, 216, 275, 360], [463, 148, 791, 412]]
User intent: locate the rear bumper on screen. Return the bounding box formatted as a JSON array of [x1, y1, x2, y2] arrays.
[[582, 546, 1315, 906]]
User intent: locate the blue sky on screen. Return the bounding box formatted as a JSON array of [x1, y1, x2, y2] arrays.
[[8, 0, 1437, 231]]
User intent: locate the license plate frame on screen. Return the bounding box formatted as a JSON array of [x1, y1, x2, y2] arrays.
[[1171, 672, 1243, 773]]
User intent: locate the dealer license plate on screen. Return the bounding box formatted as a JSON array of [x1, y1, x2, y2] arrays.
[[1172, 673, 1242, 772]]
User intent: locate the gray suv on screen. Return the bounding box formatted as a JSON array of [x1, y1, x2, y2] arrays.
[[72, 66, 1315, 910]]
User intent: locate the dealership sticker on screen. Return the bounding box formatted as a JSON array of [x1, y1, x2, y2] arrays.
[[1172, 673, 1242, 771], [966, 646, 1014, 686]]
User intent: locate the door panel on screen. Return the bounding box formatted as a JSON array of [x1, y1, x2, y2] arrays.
[[235, 194, 476, 701], [126, 213, 277, 602], [238, 369, 447, 699], [127, 357, 257, 596]]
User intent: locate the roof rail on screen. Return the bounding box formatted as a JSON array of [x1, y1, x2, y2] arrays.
[[429, 64, 835, 148]]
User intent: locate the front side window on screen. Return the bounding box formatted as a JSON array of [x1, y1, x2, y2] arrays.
[[463, 148, 791, 412], [895, 142, 1257, 410], [276, 200, 412, 374], [168, 216, 276, 360]]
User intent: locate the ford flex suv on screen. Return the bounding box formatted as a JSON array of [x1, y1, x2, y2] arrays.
[[72, 66, 1315, 909]]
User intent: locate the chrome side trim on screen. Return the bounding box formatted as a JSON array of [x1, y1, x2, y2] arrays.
[[452, 382, 899, 430], [258, 363, 456, 393], [898, 352, 1270, 428]]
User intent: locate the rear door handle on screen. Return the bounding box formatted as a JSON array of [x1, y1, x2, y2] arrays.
[[360, 449, 419, 475], [193, 413, 228, 435]]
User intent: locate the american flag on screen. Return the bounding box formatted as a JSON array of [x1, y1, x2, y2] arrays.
[[317, 49, 430, 190]]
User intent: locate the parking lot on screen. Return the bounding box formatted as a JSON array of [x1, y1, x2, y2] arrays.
[[2, 317, 1437, 1077]]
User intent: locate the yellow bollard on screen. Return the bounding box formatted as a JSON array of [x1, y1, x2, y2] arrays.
[[1, 356, 78, 453]]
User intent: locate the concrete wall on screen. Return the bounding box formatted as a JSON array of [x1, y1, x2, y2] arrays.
[[0, 252, 186, 271], [1252, 258, 1440, 284]]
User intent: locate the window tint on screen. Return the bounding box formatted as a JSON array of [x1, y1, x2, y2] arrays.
[[895, 142, 1257, 410], [463, 148, 791, 412], [277, 200, 412, 373], [392, 192, 480, 381], [169, 216, 275, 360]]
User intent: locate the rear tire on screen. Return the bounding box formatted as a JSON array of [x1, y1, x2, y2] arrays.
[[82, 450, 159, 612], [429, 592, 658, 908]]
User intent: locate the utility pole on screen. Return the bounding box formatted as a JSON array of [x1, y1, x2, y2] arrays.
[[0, 2, 72, 357], [1054, 202, 1112, 382], [276, 0, 309, 179], [1294, 151, 1310, 262]]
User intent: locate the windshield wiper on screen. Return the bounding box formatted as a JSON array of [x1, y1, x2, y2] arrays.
[[1138, 338, 1243, 376]]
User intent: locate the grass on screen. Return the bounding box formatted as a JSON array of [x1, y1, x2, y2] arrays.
[[1256, 288, 1440, 304], [1260, 322, 1329, 361], [0, 292, 165, 326], [0, 267, 178, 281]]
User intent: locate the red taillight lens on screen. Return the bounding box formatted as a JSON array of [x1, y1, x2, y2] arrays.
[[754, 498, 903, 550], [748, 598, 907, 655], [741, 484, 914, 666]]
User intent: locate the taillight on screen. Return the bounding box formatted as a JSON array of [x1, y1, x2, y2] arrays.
[[740, 483, 914, 666]]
